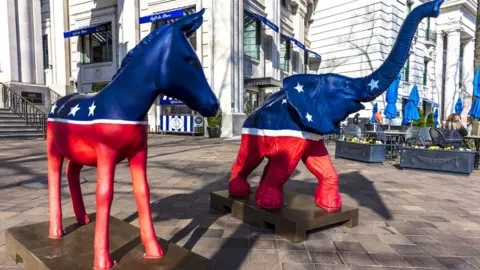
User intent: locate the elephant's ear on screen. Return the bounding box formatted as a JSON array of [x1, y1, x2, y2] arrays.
[[284, 75, 335, 134]]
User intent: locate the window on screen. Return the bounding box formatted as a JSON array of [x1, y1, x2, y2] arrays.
[[244, 14, 260, 60], [153, 8, 197, 50], [423, 59, 429, 86], [304, 50, 309, 73], [425, 18, 431, 41], [401, 57, 410, 82], [281, 0, 287, 8], [80, 23, 113, 64], [459, 42, 464, 89], [42, 35, 49, 69], [407, 2, 412, 13], [280, 37, 290, 72]]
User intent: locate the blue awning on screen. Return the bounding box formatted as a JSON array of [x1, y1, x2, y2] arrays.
[[245, 11, 279, 33], [63, 23, 110, 38], [139, 9, 185, 24], [281, 34, 321, 61]]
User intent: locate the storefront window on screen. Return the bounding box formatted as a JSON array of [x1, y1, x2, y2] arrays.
[[423, 59, 429, 86], [244, 90, 259, 115], [280, 37, 290, 72], [42, 35, 49, 69], [401, 58, 410, 82], [244, 14, 260, 60], [80, 23, 113, 64], [153, 7, 197, 50], [281, 0, 288, 8]]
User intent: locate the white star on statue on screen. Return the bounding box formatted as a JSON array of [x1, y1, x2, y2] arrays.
[[368, 79, 379, 90], [294, 83, 304, 93], [68, 104, 81, 117], [282, 99, 287, 104], [50, 103, 57, 114], [306, 113, 313, 122], [88, 102, 96, 117]]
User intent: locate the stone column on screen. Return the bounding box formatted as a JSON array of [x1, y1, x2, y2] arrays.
[[265, 0, 280, 80], [435, 31, 444, 120], [32, 0, 44, 85], [443, 29, 461, 119], [49, 0, 70, 96], [17, 0, 35, 83], [462, 39, 474, 125], [212, 0, 244, 137]]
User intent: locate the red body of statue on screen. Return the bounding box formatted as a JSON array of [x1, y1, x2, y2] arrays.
[[47, 121, 163, 269], [229, 135, 342, 211]]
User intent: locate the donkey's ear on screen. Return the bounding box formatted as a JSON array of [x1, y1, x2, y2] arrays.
[[176, 9, 205, 37]]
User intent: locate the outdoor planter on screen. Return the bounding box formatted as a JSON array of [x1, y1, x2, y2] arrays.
[[400, 147, 476, 175], [207, 127, 220, 138], [335, 140, 386, 163]]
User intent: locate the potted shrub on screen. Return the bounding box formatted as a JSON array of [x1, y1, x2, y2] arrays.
[[426, 112, 435, 128], [207, 109, 222, 138], [412, 108, 426, 128], [335, 136, 387, 163]]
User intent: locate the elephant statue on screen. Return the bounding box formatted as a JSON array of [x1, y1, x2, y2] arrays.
[[229, 0, 444, 211]]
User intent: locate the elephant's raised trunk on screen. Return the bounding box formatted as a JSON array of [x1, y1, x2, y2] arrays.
[[358, 0, 444, 101]]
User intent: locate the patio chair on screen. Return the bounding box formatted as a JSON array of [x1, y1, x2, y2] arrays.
[[404, 126, 421, 146], [345, 124, 363, 138], [419, 127, 432, 146], [429, 128, 463, 148]]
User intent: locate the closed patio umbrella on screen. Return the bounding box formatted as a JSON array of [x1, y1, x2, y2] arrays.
[[370, 103, 378, 123], [384, 73, 401, 130], [469, 67, 480, 119], [455, 97, 463, 115], [403, 85, 420, 125], [434, 108, 440, 127]]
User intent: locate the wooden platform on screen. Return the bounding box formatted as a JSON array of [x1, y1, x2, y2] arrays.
[[5, 214, 209, 270], [210, 190, 359, 243]]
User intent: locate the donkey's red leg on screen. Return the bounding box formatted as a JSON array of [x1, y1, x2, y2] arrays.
[[93, 146, 116, 270], [47, 127, 65, 238], [302, 140, 342, 212], [66, 161, 89, 225], [129, 148, 163, 258], [229, 134, 265, 196]]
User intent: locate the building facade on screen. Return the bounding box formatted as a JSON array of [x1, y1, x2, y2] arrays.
[[0, 0, 319, 137], [309, 0, 476, 126]]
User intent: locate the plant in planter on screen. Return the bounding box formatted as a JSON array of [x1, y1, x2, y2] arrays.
[[412, 108, 426, 128], [206, 109, 222, 138], [426, 113, 435, 128], [91, 82, 109, 93], [336, 136, 387, 163]]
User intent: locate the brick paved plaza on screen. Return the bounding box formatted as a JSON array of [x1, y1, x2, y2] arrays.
[[0, 136, 479, 269]]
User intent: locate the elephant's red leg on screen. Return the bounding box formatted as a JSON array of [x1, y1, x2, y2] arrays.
[[93, 146, 116, 270], [302, 140, 342, 212], [128, 148, 163, 259], [229, 134, 265, 196], [47, 128, 65, 238], [255, 136, 306, 208], [66, 161, 89, 225]]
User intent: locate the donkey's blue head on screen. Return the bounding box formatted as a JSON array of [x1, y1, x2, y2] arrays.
[[111, 9, 219, 117], [157, 9, 219, 117]]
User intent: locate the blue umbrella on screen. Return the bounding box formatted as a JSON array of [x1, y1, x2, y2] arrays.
[[403, 85, 420, 123], [370, 103, 378, 123], [384, 73, 401, 119], [434, 108, 439, 127], [402, 118, 410, 126], [455, 97, 463, 115], [469, 67, 480, 119]]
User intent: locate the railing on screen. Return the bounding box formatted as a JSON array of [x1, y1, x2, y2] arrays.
[[425, 30, 437, 45], [50, 89, 63, 104], [1, 83, 47, 138]]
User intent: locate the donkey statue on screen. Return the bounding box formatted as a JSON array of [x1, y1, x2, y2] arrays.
[[229, 0, 444, 210], [47, 9, 218, 269]]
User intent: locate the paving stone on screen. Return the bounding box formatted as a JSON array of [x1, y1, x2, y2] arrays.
[[369, 253, 411, 267], [338, 252, 376, 266], [417, 243, 456, 257], [409, 221, 437, 229], [305, 240, 337, 252], [434, 257, 478, 270], [250, 239, 275, 250], [281, 263, 315, 270], [389, 244, 426, 255], [333, 242, 366, 253], [464, 257, 480, 269], [402, 255, 445, 269], [378, 234, 412, 245], [406, 235, 438, 244], [278, 250, 312, 264], [276, 239, 307, 250], [309, 251, 344, 265], [314, 265, 350, 270], [450, 245, 480, 257]]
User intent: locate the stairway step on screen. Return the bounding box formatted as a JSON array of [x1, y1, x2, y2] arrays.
[[0, 134, 44, 139], [0, 124, 30, 128]]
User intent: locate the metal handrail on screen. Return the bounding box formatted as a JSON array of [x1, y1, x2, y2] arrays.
[[1, 83, 47, 138], [49, 88, 63, 104]]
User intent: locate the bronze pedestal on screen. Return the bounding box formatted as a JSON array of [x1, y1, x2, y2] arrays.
[[210, 190, 359, 243], [5, 214, 209, 270]]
